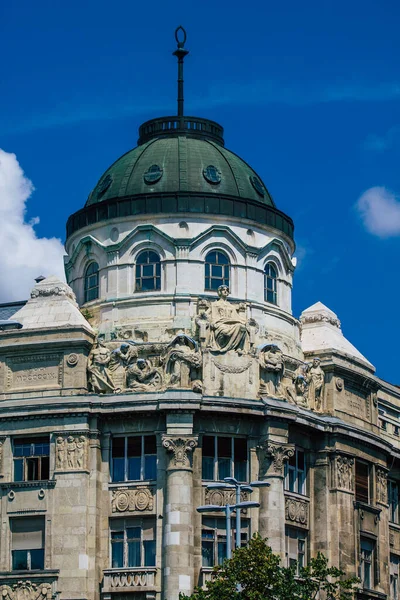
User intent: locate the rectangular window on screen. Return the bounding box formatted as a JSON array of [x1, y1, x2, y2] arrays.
[[389, 481, 400, 524], [111, 436, 157, 482], [284, 449, 306, 495], [11, 517, 45, 571], [391, 554, 400, 600], [201, 517, 249, 567], [201, 436, 248, 482], [360, 537, 375, 589], [355, 460, 370, 503], [13, 437, 50, 482], [285, 526, 307, 574], [110, 518, 156, 568]]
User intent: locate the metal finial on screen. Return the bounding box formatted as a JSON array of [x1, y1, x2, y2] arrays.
[[173, 26, 189, 118]]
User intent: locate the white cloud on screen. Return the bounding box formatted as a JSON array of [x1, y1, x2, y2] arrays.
[[0, 149, 65, 302], [364, 125, 400, 152], [356, 186, 400, 238]]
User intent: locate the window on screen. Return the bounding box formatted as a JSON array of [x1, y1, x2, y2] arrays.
[[110, 518, 156, 568], [389, 481, 400, 524], [202, 436, 247, 482], [204, 251, 230, 291], [355, 460, 370, 503], [84, 262, 99, 302], [135, 251, 161, 292], [14, 437, 49, 482], [286, 527, 307, 574], [201, 517, 249, 567], [284, 449, 306, 495], [111, 435, 157, 482], [391, 554, 400, 600], [360, 537, 375, 589], [11, 517, 45, 571], [264, 263, 277, 304]]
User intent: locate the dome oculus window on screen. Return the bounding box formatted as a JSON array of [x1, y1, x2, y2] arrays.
[[84, 262, 99, 302], [143, 165, 163, 184], [135, 251, 161, 292], [250, 175, 265, 197], [205, 251, 230, 291], [97, 174, 112, 198], [203, 165, 222, 185], [264, 263, 277, 304]]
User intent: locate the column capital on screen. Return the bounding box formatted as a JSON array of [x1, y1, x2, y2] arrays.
[[258, 440, 295, 477], [162, 435, 198, 470]]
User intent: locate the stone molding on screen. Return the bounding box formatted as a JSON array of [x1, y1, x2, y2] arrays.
[[162, 435, 198, 470], [204, 488, 248, 507], [0, 436, 5, 476], [335, 454, 354, 492], [31, 280, 77, 303], [112, 487, 154, 513], [0, 581, 53, 600], [54, 433, 88, 471], [376, 467, 388, 505], [285, 495, 309, 527], [259, 441, 294, 476]]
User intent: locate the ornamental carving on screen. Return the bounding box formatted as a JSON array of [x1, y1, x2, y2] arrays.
[[55, 433, 88, 471], [300, 312, 341, 329], [30, 278, 77, 303], [162, 436, 198, 469], [259, 441, 294, 476], [0, 582, 52, 600], [259, 344, 284, 398], [285, 497, 308, 526], [161, 335, 202, 391], [205, 488, 248, 507], [112, 487, 154, 513], [376, 468, 388, 504], [336, 455, 354, 491]]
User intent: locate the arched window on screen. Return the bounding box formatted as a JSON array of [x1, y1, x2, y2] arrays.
[[84, 262, 99, 302], [205, 251, 230, 291], [264, 263, 277, 304], [135, 250, 161, 291]]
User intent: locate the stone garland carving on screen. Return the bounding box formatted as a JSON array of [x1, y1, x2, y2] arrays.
[[205, 488, 248, 507], [162, 436, 198, 469], [300, 312, 341, 329], [0, 582, 52, 600], [259, 344, 284, 398], [336, 455, 354, 491], [55, 434, 88, 471], [259, 441, 295, 476], [285, 497, 308, 526], [31, 279, 77, 302], [376, 468, 388, 504], [112, 487, 154, 513]]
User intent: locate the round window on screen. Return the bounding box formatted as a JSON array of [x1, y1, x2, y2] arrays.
[[250, 175, 265, 197], [144, 164, 163, 184], [203, 165, 222, 184], [97, 174, 112, 197]]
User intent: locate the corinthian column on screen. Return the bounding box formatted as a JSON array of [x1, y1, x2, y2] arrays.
[[162, 435, 198, 600], [258, 440, 294, 559]]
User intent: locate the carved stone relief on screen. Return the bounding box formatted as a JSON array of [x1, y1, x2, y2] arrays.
[[6, 354, 63, 391], [259, 441, 295, 476], [376, 467, 388, 504], [305, 358, 325, 412], [259, 344, 284, 398], [285, 496, 308, 526], [0, 582, 52, 600], [112, 487, 154, 513], [336, 455, 354, 491], [162, 436, 198, 469], [161, 334, 202, 391], [55, 433, 88, 471], [205, 488, 248, 507]]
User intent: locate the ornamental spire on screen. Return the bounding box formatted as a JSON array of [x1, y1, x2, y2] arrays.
[[173, 26, 189, 118]]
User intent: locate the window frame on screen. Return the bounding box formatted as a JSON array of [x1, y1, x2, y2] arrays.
[[13, 437, 50, 483], [204, 250, 230, 292], [389, 481, 400, 524], [110, 517, 156, 569], [391, 553, 400, 600], [285, 526, 307, 574], [264, 262, 278, 305], [201, 517, 249, 567], [84, 261, 99, 303], [135, 250, 161, 292], [111, 435, 157, 483], [284, 449, 307, 496], [10, 517, 45, 572], [360, 537, 375, 590], [201, 435, 248, 482], [355, 460, 371, 504]]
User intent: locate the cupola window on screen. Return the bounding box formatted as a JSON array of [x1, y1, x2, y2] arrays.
[[143, 164, 163, 184], [264, 263, 277, 304], [97, 174, 112, 198], [203, 165, 221, 184], [205, 251, 230, 291], [135, 251, 161, 292], [250, 175, 265, 197], [84, 262, 99, 302]]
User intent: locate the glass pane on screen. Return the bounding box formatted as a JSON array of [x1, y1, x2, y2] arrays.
[[203, 436, 215, 457], [128, 457, 141, 481], [234, 438, 247, 461], [234, 461, 247, 482], [217, 252, 229, 265], [143, 265, 154, 277], [210, 278, 220, 290], [206, 251, 216, 264], [297, 451, 305, 471], [147, 252, 160, 263], [141, 278, 156, 291], [144, 540, 156, 566], [27, 458, 39, 481], [145, 455, 157, 480], [111, 542, 124, 568], [144, 436, 157, 454], [202, 541, 214, 567], [218, 438, 232, 458], [218, 458, 231, 480], [112, 437, 125, 458], [12, 550, 28, 570], [112, 458, 125, 482], [14, 459, 24, 482], [136, 252, 148, 264], [202, 456, 214, 480], [41, 456, 49, 480], [217, 540, 227, 564], [30, 548, 44, 570], [211, 265, 223, 278], [127, 437, 141, 457], [127, 527, 141, 540], [128, 541, 141, 567]]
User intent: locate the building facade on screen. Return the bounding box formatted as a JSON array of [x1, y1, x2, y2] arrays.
[[0, 28, 400, 600]]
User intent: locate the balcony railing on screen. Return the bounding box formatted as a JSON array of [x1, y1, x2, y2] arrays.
[[102, 568, 157, 593]]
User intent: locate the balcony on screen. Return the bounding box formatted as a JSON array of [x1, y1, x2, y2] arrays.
[[102, 568, 157, 595]]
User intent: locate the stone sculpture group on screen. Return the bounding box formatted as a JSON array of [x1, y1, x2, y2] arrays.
[[87, 286, 325, 410]]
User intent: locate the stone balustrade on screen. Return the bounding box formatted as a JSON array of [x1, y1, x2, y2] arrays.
[[102, 568, 157, 593]]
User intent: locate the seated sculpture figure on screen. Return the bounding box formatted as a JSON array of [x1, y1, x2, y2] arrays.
[[87, 339, 117, 394], [162, 334, 202, 388], [126, 358, 163, 392], [208, 285, 250, 353]]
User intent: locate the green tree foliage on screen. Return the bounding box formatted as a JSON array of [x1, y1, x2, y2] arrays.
[[180, 534, 359, 600]]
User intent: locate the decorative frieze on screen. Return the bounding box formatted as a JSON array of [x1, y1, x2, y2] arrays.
[[376, 467, 388, 504], [55, 433, 88, 471], [205, 488, 248, 507], [0, 581, 52, 600], [112, 487, 154, 513], [285, 496, 308, 526], [162, 436, 198, 469], [336, 455, 354, 491]]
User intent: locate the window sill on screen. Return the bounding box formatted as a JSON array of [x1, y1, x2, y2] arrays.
[[353, 501, 382, 516], [284, 491, 310, 501], [109, 481, 157, 488], [0, 480, 56, 490], [0, 570, 59, 580]]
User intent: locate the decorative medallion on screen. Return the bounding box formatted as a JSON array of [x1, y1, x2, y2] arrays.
[[203, 165, 221, 184], [112, 487, 154, 513], [335, 377, 344, 391], [97, 174, 112, 197], [67, 353, 79, 367], [144, 164, 163, 184], [250, 175, 265, 197]]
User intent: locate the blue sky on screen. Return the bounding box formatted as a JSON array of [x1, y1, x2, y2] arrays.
[[1, 0, 399, 382]]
